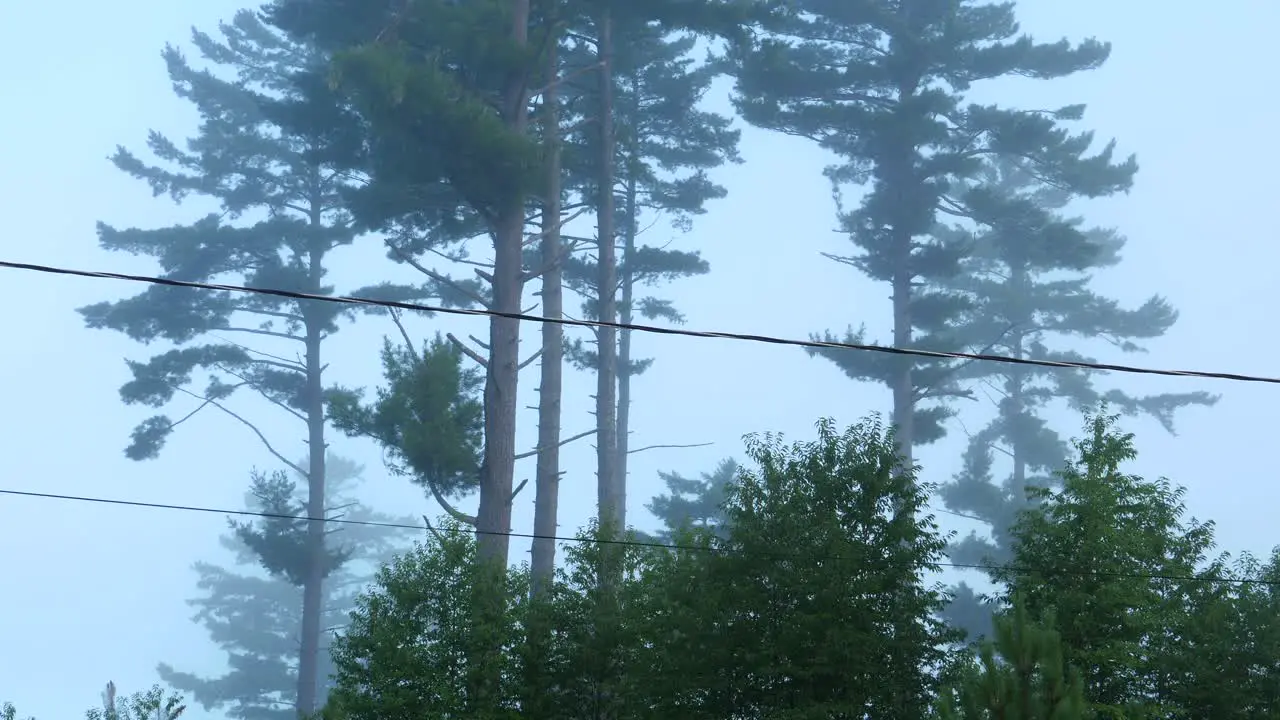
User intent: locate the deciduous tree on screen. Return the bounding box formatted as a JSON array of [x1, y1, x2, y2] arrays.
[[992, 411, 1217, 716]]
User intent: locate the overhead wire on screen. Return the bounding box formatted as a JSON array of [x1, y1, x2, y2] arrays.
[[1, 487, 1273, 587], [2, 259, 1278, 385], [3, 259, 1272, 584]]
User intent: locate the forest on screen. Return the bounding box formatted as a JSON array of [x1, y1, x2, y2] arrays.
[[4, 0, 1275, 717]]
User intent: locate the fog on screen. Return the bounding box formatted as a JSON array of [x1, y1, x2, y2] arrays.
[[2, 0, 1277, 717]]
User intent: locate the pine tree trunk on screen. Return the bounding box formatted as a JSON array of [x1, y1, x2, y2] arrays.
[[615, 172, 637, 490], [531, 17, 563, 595], [475, 0, 531, 571], [891, 258, 914, 466], [594, 7, 622, 536], [297, 242, 328, 718], [1009, 263, 1030, 495]]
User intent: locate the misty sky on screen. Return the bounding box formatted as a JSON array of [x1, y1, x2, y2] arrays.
[[2, 1, 1278, 716]]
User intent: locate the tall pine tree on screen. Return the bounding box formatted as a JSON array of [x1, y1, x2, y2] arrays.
[[934, 157, 1216, 638], [266, 0, 547, 577], [730, 0, 1137, 464], [75, 13, 406, 713], [157, 456, 413, 720], [556, 20, 740, 518]]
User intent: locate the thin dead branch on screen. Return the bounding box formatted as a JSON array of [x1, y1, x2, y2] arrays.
[[514, 428, 597, 460], [446, 332, 489, 368]]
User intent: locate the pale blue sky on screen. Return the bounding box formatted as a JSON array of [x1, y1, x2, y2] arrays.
[[2, 1, 1277, 716]]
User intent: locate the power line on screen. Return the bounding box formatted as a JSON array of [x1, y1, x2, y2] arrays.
[[3, 258, 1276, 385], [1, 487, 1271, 587]]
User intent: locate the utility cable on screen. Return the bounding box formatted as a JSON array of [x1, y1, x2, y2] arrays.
[[2, 259, 1277, 385], [1, 487, 1272, 587]]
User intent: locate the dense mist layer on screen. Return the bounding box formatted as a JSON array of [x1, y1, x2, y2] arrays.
[[2, 0, 1277, 717]]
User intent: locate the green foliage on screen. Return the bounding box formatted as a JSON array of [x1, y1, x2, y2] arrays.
[[993, 411, 1217, 716], [1161, 550, 1280, 717], [939, 600, 1087, 719], [646, 417, 960, 717], [3, 686, 185, 720], [328, 335, 485, 498], [158, 456, 414, 720], [230, 469, 354, 585], [76, 10, 429, 460], [936, 157, 1216, 638], [522, 522, 658, 718], [267, 0, 545, 240], [321, 519, 528, 720], [556, 22, 737, 372], [731, 0, 1137, 447], [644, 457, 736, 541], [88, 685, 185, 720]]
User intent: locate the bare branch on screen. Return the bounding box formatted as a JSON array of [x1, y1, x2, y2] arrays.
[[524, 206, 589, 249], [422, 514, 448, 543], [474, 267, 495, 284], [627, 442, 713, 455], [425, 483, 477, 525], [170, 384, 308, 477], [215, 365, 308, 423], [222, 327, 303, 342], [237, 308, 305, 322], [388, 308, 419, 358], [212, 335, 307, 371], [387, 241, 491, 308], [518, 349, 543, 371], [529, 59, 603, 98], [427, 246, 493, 269], [446, 332, 489, 368], [514, 428, 597, 460], [510, 478, 529, 502], [523, 236, 587, 282], [467, 334, 490, 351]]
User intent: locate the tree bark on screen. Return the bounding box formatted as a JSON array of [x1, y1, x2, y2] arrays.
[[531, 14, 563, 596], [616, 171, 637, 492], [297, 240, 328, 718], [475, 0, 531, 570], [594, 6, 622, 537]]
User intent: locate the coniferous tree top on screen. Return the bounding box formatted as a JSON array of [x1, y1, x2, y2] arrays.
[[76, 12, 430, 459], [645, 458, 737, 541], [728, 0, 1139, 446], [265, 0, 546, 233]]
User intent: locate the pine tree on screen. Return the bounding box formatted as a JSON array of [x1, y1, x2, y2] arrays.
[[530, 0, 567, 595], [645, 458, 737, 541], [555, 20, 740, 523], [933, 157, 1217, 638], [266, 0, 546, 576], [939, 600, 1088, 719], [74, 13, 408, 713], [327, 333, 486, 523], [156, 456, 413, 720], [730, 0, 1137, 463]]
